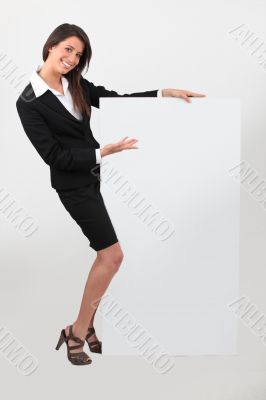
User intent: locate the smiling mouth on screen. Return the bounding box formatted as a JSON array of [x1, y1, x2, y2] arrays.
[[61, 60, 73, 69]]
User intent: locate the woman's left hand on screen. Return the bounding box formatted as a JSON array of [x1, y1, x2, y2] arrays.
[[162, 88, 206, 103]]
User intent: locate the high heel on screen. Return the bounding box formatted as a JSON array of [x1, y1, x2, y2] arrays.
[[85, 327, 102, 354], [55, 325, 92, 365], [55, 330, 65, 350]]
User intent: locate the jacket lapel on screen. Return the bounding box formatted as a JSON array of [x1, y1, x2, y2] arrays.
[[37, 88, 86, 124]]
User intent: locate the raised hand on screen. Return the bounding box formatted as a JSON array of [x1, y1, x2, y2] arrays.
[[162, 88, 206, 103], [100, 136, 138, 157]]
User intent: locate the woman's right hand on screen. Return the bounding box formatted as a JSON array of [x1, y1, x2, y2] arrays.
[[100, 136, 138, 157]]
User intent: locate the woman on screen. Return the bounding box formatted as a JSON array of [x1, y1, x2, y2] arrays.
[[16, 23, 205, 366]]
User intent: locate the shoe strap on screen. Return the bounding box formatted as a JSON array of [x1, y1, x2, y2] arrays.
[[66, 325, 85, 348], [68, 344, 84, 351], [89, 340, 101, 347], [86, 327, 95, 340]]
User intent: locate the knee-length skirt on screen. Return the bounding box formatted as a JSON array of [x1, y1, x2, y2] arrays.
[[55, 181, 118, 251]]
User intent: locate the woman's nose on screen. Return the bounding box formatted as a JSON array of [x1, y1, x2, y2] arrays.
[[67, 56, 76, 65]]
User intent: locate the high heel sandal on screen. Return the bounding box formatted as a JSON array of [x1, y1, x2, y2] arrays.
[[85, 327, 102, 354], [55, 325, 92, 365]]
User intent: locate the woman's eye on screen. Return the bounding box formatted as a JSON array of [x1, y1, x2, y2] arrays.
[[65, 48, 81, 58]]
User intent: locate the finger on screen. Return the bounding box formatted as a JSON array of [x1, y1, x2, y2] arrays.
[[187, 92, 206, 97], [117, 137, 130, 145], [126, 138, 138, 143], [180, 94, 191, 103], [121, 137, 138, 143], [119, 140, 138, 150], [121, 141, 138, 149], [120, 140, 138, 147], [120, 136, 129, 142]]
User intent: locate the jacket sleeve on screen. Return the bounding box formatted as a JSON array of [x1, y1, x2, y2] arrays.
[[16, 98, 97, 171], [81, 76, 159, 108]]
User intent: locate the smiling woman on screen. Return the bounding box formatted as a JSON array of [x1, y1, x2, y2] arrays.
[[15, 22, 161, 368], [37, 38, 84, 94], [39, 25, 92, 117], [15, 22, 206, 368]]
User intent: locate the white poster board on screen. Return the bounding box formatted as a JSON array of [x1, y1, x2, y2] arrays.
[[98, 98, 240, 356]]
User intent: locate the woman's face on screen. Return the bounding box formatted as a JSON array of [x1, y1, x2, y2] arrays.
[[48, 36, 85, 74]]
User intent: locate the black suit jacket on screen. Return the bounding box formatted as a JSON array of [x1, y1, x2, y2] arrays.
[[16, 75, 158, 190]]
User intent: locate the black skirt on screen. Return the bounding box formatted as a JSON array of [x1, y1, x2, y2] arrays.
[[55, 181, 118, 251]]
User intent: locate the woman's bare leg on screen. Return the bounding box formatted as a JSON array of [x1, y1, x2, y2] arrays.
[[65, 242, 123, 353]]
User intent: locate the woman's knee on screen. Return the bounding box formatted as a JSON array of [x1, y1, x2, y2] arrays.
[[97, 242, 124, 272]]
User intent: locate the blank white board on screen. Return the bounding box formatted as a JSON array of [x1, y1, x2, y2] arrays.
[[98, 98, 240, 356]]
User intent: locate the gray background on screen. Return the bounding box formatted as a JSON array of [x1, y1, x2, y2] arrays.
[[1, 0, 266, 399]]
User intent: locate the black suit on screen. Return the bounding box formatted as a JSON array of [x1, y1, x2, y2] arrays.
[[16, 76, 158, 190]]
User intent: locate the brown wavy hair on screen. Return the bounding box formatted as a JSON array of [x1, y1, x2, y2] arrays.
[[42, 23, 92, 117]]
